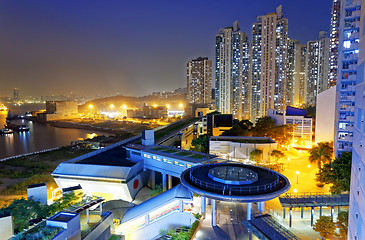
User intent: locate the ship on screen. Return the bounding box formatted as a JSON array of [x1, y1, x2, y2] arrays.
[[5, 123, 30, 132], [0, 128, 13, 134]]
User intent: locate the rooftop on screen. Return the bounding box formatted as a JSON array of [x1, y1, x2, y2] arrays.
[[210, 136, 275, 144], [181, 163, 290, 202], [122, 184, 192, 223], [127, 144, 217, 163], [72, 146, 136, 167], [48, 212, 78, 223]]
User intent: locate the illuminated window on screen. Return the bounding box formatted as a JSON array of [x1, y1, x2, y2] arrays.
[[186, 164, 192, 168], [344, 41, 351, 49], [149, 201, 179, 223], [173, 161, 179, 166], [162, 158, 167, 163]]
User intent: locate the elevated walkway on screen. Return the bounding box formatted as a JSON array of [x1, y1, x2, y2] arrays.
[[247, 213, 300, 240], [279, 192, 349, 226], [279, 192, 349, 208]]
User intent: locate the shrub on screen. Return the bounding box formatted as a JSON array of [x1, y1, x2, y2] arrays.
[[188, 220, 200, 239]]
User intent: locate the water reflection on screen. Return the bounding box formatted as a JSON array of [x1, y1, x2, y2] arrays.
[[0, 112, 109, 159]]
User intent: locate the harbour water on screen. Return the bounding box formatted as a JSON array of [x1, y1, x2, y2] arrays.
[[0, 104, 111, 159]]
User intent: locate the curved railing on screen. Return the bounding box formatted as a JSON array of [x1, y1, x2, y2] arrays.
[[188, 164, 281, 196]]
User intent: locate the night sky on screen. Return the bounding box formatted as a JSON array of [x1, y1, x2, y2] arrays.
[[0, 0, 332, 97]]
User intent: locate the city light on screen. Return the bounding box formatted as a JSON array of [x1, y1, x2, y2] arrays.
[[166, 104, 170, 109], [179, 103, 183, 108], [153, 104, 157, 108], [89, 104, 93, 109], [122, 105, 127, 109], [110, 104, 114, 109]]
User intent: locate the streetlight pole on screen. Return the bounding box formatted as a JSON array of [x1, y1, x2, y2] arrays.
[[296, 171, 300, 184]]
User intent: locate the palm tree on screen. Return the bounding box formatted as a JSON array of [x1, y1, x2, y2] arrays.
[[309, 141, 334, 170]]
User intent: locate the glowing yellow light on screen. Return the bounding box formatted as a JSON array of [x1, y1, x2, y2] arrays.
[[293, 189, 297, 193], [296, 171, 300, 175], [166, 104, 170, 109], [89, 104, 93, 109], [153, 104, 157, 108], [122, 105, 127, 109], [110, 104, 114, 108], [179, 103, 183, 108], [308, 165, 311, 168]]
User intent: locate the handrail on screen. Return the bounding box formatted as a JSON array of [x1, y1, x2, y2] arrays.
[[188, 164, 281, 195]]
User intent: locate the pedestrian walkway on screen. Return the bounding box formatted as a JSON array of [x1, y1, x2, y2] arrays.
[[248, 213, 300, 240]]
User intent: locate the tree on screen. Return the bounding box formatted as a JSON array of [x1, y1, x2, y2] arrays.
[[250, 149, 263, 163], [269, 124, 295, 148], [253, 116, 277, 136], [316, 151, 351, 194], [309, 141, 334, 170], [271, 150, 285, 163], [222, 120, 253, 136], [150, 184, 163, 197], [337, 211, 348, 239], [190, 135, 209, 153], [313, 216, 338, 239]]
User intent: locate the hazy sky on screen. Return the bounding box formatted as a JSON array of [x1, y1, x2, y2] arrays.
[[0, 0, 332, 97]]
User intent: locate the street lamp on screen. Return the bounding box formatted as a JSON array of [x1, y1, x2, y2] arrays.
[[122, 104, 127, 109], [296, 171, 300, 184], [179, 103, 183, 108], [166, 104, 170, 109], [110, 104, 114, 109]]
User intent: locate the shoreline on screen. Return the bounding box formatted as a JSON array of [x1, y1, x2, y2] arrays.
[[47, 120, 122, 135]]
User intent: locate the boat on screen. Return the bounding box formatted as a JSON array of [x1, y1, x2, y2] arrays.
[[5, 123, 30, 132], [18, 125, 30, 132], [0, 128, 14, 134]]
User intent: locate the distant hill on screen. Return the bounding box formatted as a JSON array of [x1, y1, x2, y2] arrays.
[[79, 94, 187, 113]]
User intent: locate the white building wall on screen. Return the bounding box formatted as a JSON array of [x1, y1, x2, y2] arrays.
[[209, 140, 277, 162], [0, 214, 13, 239], [349, 0, 365, 238], [315, 87, 336, 143]]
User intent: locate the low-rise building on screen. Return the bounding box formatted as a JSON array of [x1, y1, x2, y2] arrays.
[[52, 146, 147, 202], [267, 106, 313, 147], [209, 136, 277, 163], [116, 184, 195, 240], [37, 101, 78, 121]]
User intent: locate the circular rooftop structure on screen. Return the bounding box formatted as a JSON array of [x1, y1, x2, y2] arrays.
[[180, 163, 290, 202], [208, 166, 258, 185]]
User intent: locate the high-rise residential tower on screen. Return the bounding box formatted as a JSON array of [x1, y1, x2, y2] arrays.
[[13, 88, 19, 102], [215, 21, 251, 120], [334, 0, 361, 156], [329, 0, 341, 87], [286, 39, 307, 107], [305, 31, 330, 106], [348, 0, 364, 238], [251, 5, 288, 120], [187, 57, 212, 106]]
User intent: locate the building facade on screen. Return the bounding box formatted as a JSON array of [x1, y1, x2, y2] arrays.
[[215, 21, 250, 120], [186, 57, 212, 106], [329, 0, 341, 87], [305, 31, 330, 106], [334, 0, 361, 156], [348, 0, 365, 238], [267, 106, 313, 147], [286, 39, 306, 107], [251, 5, 288, 120]]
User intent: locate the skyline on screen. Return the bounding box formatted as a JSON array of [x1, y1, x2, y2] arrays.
[[0, 0, 331, 97]]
